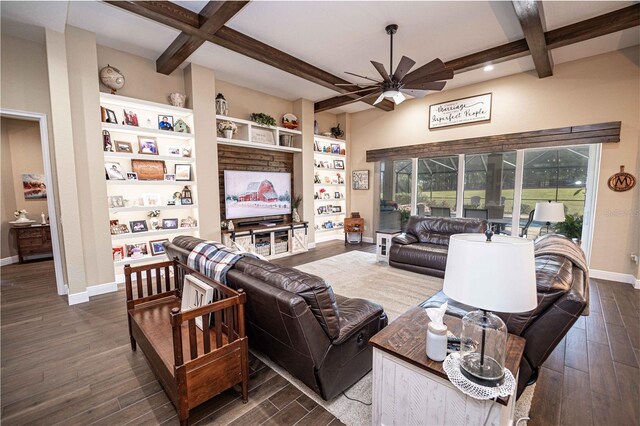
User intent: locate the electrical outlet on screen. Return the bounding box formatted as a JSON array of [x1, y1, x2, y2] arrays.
[[631, 254, 639, 264]]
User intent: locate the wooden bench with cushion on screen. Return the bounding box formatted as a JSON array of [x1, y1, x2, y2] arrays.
[[124, 259, 249, 425]]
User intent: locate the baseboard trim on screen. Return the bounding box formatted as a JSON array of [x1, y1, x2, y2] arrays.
[[590, 269, 639, 289], [87, 281, 118, 297], [308, 242, 317, 249], [68, 281, 119, 305], [363, 237, 374, 244], [0, 255, 19, 266], [68, 291, 89, 305]]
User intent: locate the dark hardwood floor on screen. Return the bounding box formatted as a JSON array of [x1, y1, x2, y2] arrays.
[[2, 240, 638, 426]]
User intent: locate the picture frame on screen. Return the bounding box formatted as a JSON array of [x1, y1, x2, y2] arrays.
[[330, 143, 340, 154], [130, 220, 148, 233], [333, 206, 342, 213], [131, 159, 166, 181], [158, 115, 174, 131], [175, 164, 192, 181], [112, 246, 124, 261], [181, 197, 193, 205], [149, 239, 169, 256], [137, 136, 158, 155], [164, 174, 176, 181], [142, 193, 161, 206], [334, 192, 341, 199], [115, 141, 133, 153], [108, 195, 124, 208], [105, 161, 126, 180], [110, 223, 130, 235], [126, 172, 138, 181], [333, 159, 344, 169], [167, 146, 182, 156], [180, 217, 198, 228], [182, 147, 192, 158], [181, 274, 214, 329], [123, 110, 138, 126], [352, 170, 369, 190], [162, 218, 179, 229], [104, 108, 117, 124], [125, 242, 148, 258]]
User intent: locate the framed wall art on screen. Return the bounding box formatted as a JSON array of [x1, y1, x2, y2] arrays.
[[131, 159, 166, 180], [429, 93, 492, 129], [352, 170, 369, 190]]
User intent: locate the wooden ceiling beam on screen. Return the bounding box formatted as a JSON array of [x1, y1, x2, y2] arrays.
[[316, 4, 639, 112], [105, 1, 394, 111], [156, 1, 250, 75], [512, 0, 553, 78]]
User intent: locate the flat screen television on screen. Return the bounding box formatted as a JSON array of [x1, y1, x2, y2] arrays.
[[224, 170, 292, 220]]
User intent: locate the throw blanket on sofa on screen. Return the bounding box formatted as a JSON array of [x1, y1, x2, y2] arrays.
[[535, 234, 590, 315], [187, 241, 245, 284]]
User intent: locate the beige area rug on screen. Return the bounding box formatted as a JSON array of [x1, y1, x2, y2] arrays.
[[257, 251, 535, 425]]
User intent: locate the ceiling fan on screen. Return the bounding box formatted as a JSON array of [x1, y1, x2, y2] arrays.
[[337, 24, 453, 106]]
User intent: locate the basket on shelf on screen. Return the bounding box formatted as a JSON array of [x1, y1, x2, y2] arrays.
[[274, 241, 288, 254], [254, 243, 271, 257]]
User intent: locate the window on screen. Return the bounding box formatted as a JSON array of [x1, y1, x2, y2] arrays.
[[379, 159, 413, 230], [463, 152, 516, 223], [417, 156, 459, 216]]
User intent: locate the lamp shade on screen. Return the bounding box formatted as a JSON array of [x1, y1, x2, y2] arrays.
[[443, 234, 537, 313], [533, 202, 565, 223]]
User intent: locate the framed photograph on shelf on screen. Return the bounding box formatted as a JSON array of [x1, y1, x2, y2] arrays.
[[103, 108, 117, 124], [162, 218, 179, 229], [137, 136, 158, 155], [149, 239, 169, 256], [123, 110, 139, 126], [181, 275, 214, 329], [131, 159, 166, 181], [126, 172, 138, 181], [142, 193, 161, 206], [332, 206, 342, 213], [167, 146, 181, 156], [130, 220, 148, 233], [175, 164, 192, 181], [125, 242, 148, 258], [180, 217, 198, 228], [330, 143, 340, 155], [105, 161, 126, 180], [158, 115, 174, 131], [334, 192, 341, 199], [182, 147, 192, 158], [115, 141, 133, 153], [110, 223, 130, 235], [333, 160, 344, 169], [352, 170, 369, 190], [112, 246, 124, 261], [181, 197, 193, 205], [108, 195, 124, 208]]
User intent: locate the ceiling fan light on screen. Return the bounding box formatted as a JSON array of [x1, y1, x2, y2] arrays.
[[383, 90, 400, 98], [392, 92, 406, 105]]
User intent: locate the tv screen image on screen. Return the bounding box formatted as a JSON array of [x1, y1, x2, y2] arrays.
[[224, 170, 292, 219]]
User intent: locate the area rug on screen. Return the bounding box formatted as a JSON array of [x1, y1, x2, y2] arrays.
[[258, 251, 535, 425]]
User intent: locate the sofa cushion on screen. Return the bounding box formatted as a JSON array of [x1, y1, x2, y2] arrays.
[[333, 294, 385, 345], [389, 242, 448, 271], [404, 216, 487, 245], [233, 256, 341, 339]]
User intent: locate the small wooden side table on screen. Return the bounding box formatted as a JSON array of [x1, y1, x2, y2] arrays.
[[343, 217, 364, 245], [375, 229, 401, 263], [369, 306, 525, 426]]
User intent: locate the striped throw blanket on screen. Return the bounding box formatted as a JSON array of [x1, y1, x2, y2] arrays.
[[187, 241, 244, 284]]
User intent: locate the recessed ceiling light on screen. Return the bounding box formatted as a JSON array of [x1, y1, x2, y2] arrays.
[[483, 65, 494, 72]]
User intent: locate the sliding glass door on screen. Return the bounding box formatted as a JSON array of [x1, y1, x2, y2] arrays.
[[417, 156, 459, 217]]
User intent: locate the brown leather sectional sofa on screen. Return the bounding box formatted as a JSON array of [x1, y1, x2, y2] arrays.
[[164, 236, 388, 400], [422, 234, 589, 397], [389, 216, 487, 277]]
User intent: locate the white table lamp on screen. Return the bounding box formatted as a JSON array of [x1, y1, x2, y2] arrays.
[[443, 234, 537, 386], [533, 201, 565, 233]]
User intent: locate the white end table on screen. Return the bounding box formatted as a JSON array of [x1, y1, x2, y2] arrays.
[[376, 229, 401, 263]]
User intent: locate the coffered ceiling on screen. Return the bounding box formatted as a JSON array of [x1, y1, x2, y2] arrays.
[[1, 1, 638, 114]]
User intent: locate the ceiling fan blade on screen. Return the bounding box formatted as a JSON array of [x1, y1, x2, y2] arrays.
[[400, 88, 430, 99], [371, 61, 391, 82], [406, 67, 454, 85], [404, 58, 452, 83], [392, 56, 416, 82], [373, 93, 386, 105], [392, 92, 406, 105], [338, 86, 378, 96], [344, 71, 382, 83], [402, 80, 447, 91]]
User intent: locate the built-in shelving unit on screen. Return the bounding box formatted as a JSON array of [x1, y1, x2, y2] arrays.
[[100, 93, 199, 276], [313, 135, 347, 242], [215, 114, 302, 152]]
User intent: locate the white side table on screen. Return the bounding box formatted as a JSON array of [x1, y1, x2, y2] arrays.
[[376, 229, 401, 263]]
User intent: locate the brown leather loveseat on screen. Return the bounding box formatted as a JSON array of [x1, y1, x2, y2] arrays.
[[421, 234, 589, 397], [164, 236, 388, 400], [389, 216, 487, 278]]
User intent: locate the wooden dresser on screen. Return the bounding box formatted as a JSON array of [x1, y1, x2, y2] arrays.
[[12, 224, 53, 263]]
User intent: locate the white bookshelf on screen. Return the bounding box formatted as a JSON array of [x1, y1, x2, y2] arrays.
[[314, 136, 347, 242], [100, 93, 199, 277], [215, 114, 302, 152]]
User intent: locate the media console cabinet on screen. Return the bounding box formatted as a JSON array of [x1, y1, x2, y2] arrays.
[[221, 221, 308, 259]]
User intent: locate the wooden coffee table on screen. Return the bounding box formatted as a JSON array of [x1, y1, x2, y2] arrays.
[[369, 306, 526, 426]]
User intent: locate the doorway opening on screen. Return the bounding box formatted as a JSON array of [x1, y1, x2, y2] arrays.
[[1, 109, 65, 295]]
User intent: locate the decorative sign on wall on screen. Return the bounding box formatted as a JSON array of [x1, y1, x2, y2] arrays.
[[608, 165, 636, 192], [429, 93, 492, 129], [251, 128, 276, 145]]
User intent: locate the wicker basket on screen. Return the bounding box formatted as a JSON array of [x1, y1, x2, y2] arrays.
[[255, 243, 271, 257], [274, 241, 288, 254]]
